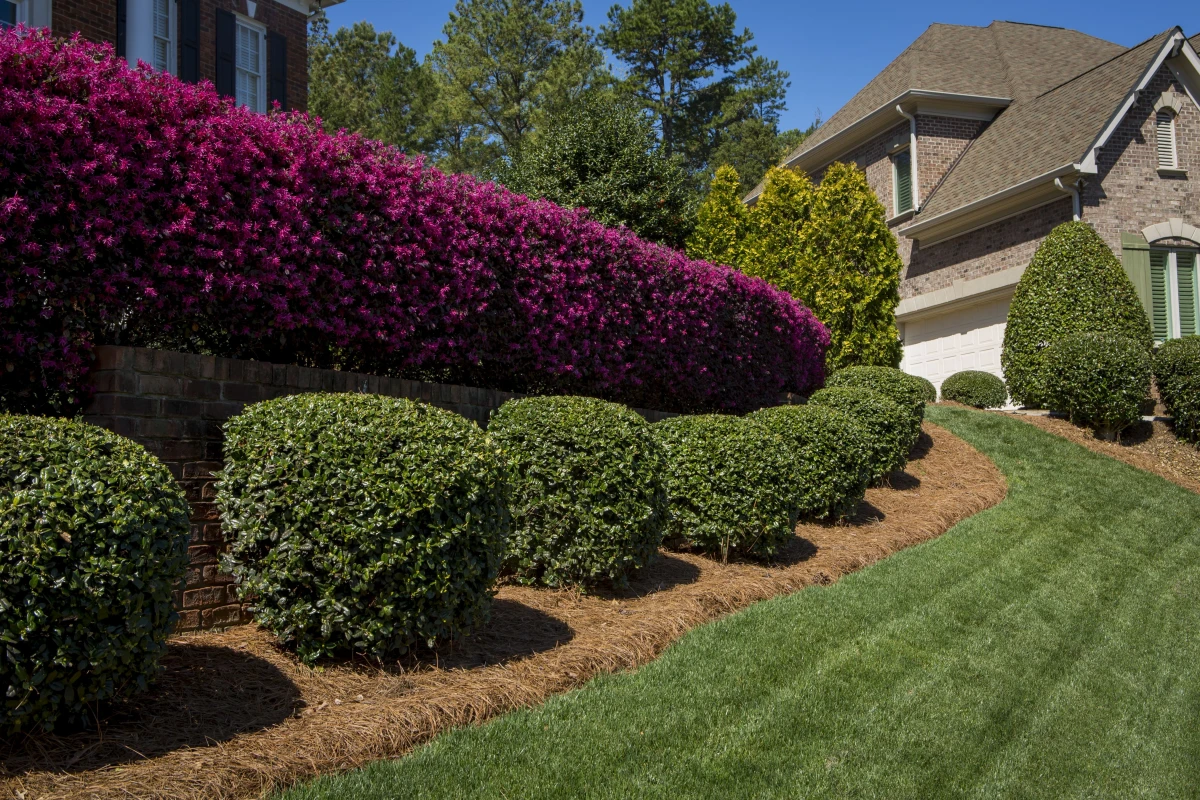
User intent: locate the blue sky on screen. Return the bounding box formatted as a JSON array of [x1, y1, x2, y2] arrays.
[[322, 0, 1199, 133]]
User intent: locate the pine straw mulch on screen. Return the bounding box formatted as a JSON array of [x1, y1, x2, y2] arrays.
[[1, 422, 1006, 800], [1004, 412, 1200, 495]]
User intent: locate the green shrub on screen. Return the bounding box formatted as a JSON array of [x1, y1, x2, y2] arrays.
[[941, 370, 1008, 408], [1154, 336, 1200, 414], [807, 387, 914, 480], [217, 394, 509, 664], [652, 414, 795, 560], [1041, 334, 1151, 440], [488, 396, 666, 588], [912, 375, 937, 404], [1002, 221, 1152, 407], [825, 365, 926, 429], [1, 416, 189, 734], [748, 404, 872, 520], [1168, 374, 1200, 443]]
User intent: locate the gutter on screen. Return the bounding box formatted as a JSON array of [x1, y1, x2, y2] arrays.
[[900, 162, 1088, 239]]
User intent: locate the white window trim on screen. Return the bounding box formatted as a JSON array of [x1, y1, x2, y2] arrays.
[[1154, 247, 1200, 340], [153, 0, 177, 75], [233, 13, 267, 114], [1, 0, 28, 28], [892, 146, 913, 217]]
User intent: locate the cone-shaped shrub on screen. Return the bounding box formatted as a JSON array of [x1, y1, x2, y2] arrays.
[[808, 387, 913, 480], [652, 415, 795, 560], [0, 30, 827, 415], [1041, 333, 1151, 440], [217, 394, 510, 664], [687, 165, 750, 267], [941, 370, 1008, 409], [1, 416, 189, 734], [488, 396, 666, 588], [1002, 221, 1152, 407], [748, 403, 872, 520]]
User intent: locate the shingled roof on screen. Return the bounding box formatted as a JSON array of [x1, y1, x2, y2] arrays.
[[769, 21, 1125, 181], [914, 29, 1175, 219]]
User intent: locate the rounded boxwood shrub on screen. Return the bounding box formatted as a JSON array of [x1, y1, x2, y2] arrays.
[[1167, 374, 1200, 443], [488, 396, 665, 588], [912, 375, 937, 404], [1, 416, 190, 735], [1002, 221, 1152, 407], [748, 404, 872, 520], [941, 370, 1008, 409], [652, 414, 795, 560], [217, 393, 510, 664], [1154, 336, 1200, 414], [826, 366, 927, 425], [1041, 333, 1151, 440], [808, 387, 914, 480]]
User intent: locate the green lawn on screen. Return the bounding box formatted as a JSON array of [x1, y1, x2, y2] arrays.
[[281, 406, 1200, 799]]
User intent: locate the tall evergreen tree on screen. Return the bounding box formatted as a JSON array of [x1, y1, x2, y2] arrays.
[[429, 0, 608, 174], [500, 94, 697, 247], [598, 0, 785, 176], [307, 13, 439, 155]]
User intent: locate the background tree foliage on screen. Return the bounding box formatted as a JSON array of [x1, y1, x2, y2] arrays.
[[500, 95, 696, 247], [307, 13, 439, 154], [598, 0, 788, 180], [429, 0, 608, 174], [689, 164, 902, 369]]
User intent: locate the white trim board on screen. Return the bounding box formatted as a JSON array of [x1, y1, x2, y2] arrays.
[[895, 265, 1025, 322]]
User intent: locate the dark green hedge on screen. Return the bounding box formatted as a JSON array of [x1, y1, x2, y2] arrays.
[[825, 366, 927, 429], [941, 370, 1008, 409], [217, 394, 509, 664], [1002, 221, 1152, 407], [652, 414, 795, 560], [1168, 374, 1200, 443], [1, 416, 189, 734], [1042, 333, 1151, 440], [912, 375, 937, 404], [1154, 336, 1200, 415], [488, 396, 665, 588], [749, 404, 871, 520], [808, 387, 914, 480]]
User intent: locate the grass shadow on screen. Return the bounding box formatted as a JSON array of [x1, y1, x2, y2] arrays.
[[0, 643, 300, 776]]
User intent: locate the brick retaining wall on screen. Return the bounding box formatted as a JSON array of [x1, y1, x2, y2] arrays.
[[82, 346, 677, 631]]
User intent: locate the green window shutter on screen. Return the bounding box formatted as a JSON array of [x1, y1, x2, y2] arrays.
[[894, 151, 912, 214], [1150, 249, 1170, 341], [1120, 232, 1153, 318], [1178, 252, 1198, 337]]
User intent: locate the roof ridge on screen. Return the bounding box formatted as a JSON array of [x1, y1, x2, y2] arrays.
[[988, 21, 1020, 100], [1032, 27, 1176, 101], [917, 118, 990, 216]]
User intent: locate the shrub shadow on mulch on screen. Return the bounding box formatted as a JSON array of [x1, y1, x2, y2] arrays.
[[1, 644, 299, 777], [2, 422, 1007, 800]]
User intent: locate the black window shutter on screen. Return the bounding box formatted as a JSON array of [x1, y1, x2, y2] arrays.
[[214, 8, 236, 98], [115, 0, 127, 59], [268, 31, 287, 110], [179, 0, 200, 83]]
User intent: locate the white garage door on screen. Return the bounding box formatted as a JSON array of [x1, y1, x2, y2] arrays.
[[900, 297, 1011, 394]]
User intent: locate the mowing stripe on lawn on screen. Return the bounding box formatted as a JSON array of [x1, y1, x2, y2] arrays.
[[280, 406, 1200, 799]]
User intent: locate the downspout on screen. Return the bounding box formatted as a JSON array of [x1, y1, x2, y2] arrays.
[[896, 105, 920, 210], [1053, 178, 1081, 221]]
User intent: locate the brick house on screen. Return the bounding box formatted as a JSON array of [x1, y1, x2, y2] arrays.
[[747, 22, 1200, 393], [2, 0, 344, 112]]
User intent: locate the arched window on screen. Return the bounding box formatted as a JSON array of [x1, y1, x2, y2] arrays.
[[1156, 110, 1178, 170]]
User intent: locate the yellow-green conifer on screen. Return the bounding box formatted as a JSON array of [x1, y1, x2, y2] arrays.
[[686, 165, 750, 267]]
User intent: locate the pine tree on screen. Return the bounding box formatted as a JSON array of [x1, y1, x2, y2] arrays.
[[687, 165, 749, 265]]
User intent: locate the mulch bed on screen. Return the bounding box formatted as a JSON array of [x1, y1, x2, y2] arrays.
[[1003, 412, 1200, 495], [1, 422, 1006, 800]]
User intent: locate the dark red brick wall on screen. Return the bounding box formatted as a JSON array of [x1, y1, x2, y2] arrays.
[[83, 346, 677, 632], [51, 0, 310, 111]]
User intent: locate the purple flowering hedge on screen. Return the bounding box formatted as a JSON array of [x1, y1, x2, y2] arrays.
[[0, 30, 828, 414]]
